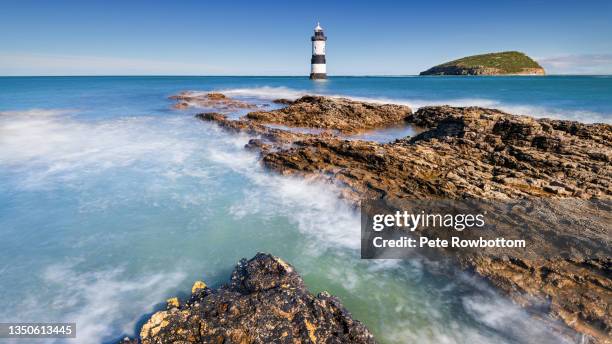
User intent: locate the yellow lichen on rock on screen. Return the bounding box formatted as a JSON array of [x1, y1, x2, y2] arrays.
[[191, 280, 207, 293], [166, 297, 180, 309], [273, 256, 293, 272], [304, 319, 317, 343], [140, 310, 170, 340]]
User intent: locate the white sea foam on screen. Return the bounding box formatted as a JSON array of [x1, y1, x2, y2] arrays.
[[218, 86, 308, 100], [6, 262, 185, 344], [0, 110, 204, 190], [0, 108, 75, 117], [209, 139, 361, 252], [462, 294, 574, 344], [214, 86, 611, 123], [385, 319, 500, 344], [0, 107, 359, 254]]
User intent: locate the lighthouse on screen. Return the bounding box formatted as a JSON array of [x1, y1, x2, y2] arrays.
[[310, 22, 327, 80]]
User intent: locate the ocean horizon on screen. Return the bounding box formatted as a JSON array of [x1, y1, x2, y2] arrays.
[[2, 75, 611, 124]]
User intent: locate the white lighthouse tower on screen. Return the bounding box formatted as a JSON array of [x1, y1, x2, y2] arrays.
[[310, 22, 327, 80]]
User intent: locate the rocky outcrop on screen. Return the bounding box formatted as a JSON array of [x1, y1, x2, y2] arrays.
[[246, 96, 412, 133], [124, 253, 375, 344], [169, 92, 258, 111], [196, 95, 612, 343], [206, 104, 611, 200], [280, 105, 608, 199]]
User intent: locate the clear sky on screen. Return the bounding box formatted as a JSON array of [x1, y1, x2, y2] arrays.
[[1, 0, 611, 75]]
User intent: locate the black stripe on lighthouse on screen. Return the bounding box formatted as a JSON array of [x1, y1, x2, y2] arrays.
[[311, 55, 326, 64]]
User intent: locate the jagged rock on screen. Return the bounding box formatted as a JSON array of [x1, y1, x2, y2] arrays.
[[196, 96, 612, 342], [128, 253, 375, 344], [246, 95, 412, 133], [255, 105, 611, 200]]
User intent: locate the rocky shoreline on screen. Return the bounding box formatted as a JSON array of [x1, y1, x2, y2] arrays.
[[197, 95, 610, 200], [128, 92, 610, 343], [201, 94, 610, 342]]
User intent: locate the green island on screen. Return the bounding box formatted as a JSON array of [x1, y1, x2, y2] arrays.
[[420, 51, 545, 75]]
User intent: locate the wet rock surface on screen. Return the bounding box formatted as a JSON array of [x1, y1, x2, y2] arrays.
[[194, 95, 612, 343], [126, 253, 376, 344], [465, 256, 612, 342], [170, 91, 258, 111], [246, 95, 412, 133], [260, 105, 611, 200]]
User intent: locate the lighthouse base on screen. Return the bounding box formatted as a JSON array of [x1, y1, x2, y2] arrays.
[[309, 73, 327, 80]]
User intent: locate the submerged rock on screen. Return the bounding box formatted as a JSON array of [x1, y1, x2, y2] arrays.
[[127, 253, 376, 344]]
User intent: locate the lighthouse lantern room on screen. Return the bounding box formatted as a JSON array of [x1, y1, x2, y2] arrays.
[[310, 22, 327, 80]]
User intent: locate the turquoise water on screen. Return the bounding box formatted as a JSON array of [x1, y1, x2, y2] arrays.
[[1, 76, 609, 344]]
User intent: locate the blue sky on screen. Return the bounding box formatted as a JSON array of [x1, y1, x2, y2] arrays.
[[1, 0, 611, 75]]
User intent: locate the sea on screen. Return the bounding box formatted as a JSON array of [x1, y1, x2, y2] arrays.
[[0, 76, 610, 344]]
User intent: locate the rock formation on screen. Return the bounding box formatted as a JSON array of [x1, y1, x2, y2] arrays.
[[193, 94, 611, 343], [202, 103, 610, 200], [123, 253, 376, 344], [246, 96, 412, 133]]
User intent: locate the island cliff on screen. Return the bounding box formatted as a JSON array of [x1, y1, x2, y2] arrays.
[[420, 51, 545, 76]]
